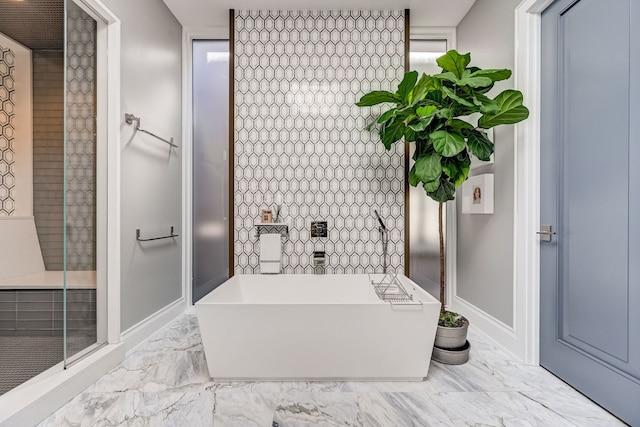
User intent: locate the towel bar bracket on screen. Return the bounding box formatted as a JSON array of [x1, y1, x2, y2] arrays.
[[125, 113, 178, 148]]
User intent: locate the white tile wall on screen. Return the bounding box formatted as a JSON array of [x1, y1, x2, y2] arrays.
[[234, 10, 405, 274]]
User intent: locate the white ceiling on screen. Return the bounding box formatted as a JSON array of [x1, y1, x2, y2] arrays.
[[163, 0, 476, 29]]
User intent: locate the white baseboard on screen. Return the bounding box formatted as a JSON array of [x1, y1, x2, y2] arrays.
[[450, 295, 526, 362], [121, 297, 187, 355], [0, 343, 125, 427]]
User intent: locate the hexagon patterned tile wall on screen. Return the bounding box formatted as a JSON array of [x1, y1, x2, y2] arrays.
[[234, 10, 405, 274], [0, 45, 15, 216]]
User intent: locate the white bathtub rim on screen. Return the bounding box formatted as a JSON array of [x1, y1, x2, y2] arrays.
[[195, 274, 440, 306]]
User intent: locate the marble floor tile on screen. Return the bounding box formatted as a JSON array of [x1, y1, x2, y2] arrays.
[[356, 392, 454, 426], [39, 390, 217, 427], [273, 392, 360, 426], [38, 312, 626, 427]]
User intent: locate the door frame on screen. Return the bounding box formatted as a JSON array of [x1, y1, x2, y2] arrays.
[[514, 0, 555, 365]]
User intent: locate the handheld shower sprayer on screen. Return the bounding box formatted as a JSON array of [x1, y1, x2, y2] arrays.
[[374, 209, 388, 274], [374, 209, 387, 231]]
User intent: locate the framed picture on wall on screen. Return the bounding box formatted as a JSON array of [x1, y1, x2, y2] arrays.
[[462, 174, 494, 214]]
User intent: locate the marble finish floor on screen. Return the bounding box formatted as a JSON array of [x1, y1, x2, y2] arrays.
[[40, 313, 625, 426]]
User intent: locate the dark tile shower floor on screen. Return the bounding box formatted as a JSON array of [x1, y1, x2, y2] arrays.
[[0, 334, 95, 395]]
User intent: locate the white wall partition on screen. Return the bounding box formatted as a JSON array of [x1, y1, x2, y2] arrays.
[[100, 0, 184, 331]]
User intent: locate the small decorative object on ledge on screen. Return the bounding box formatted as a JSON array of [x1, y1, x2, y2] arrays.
[[260, 209, 273, 223]]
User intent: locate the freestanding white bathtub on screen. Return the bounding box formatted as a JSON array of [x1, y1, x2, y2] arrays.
[[195, 274, 440, 381]]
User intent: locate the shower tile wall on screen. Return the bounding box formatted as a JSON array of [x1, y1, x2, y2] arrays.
[[0, 290, 96, 337], [234, 10, 406, 274], [0, 45, 15, 215], [33, 50, 65, 270], [65, 3, 96, 271]]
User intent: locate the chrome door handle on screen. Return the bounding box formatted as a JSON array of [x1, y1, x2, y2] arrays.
[[537, 225, 557, 242]]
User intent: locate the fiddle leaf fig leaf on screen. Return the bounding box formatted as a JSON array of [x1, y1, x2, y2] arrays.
[[380, 120, 406, 149], [415, 152, 442, 183], [436, 71, 459, 84], [472, 92, 500, 115], [479, 90, 530, 128], [411, 73, 435, 102], [423, 178, 440, 193], [458, 76, 493, 88], [442, 157, 471, 187], [397, 71, 419, 102], [377, 108, 397, 124], [409, 115, 435, 132], [404, 126, 416, 142], [430, 130, 466, 157], [356, 91, 401, 107], [436, 50, 471, 79], [427, 177, 456, 202], [448, 119, 475, 134], [467, 130, 494, 161], [455, 163, 471, 187], [408, 165, 420, 187], [436, 108, 453, 120], [442, 86, 475, 108], [424, 90, 444, 105], [416, 105, 437, 117], [470, 68, 512, 82]]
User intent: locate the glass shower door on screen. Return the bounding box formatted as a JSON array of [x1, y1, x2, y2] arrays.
[[64, 0, 99, 364]]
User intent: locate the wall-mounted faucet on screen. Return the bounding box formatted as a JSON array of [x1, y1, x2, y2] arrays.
[[374, 210, 388, 274]]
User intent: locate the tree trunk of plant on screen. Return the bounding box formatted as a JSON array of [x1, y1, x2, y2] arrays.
[[439, 202, 445, 313]]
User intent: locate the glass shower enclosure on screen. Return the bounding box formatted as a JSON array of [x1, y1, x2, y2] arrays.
[[0, 0, 102, 396]]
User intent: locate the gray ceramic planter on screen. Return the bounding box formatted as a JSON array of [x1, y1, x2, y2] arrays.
[[434, 321, 469, 350], [432, 340, 470, 365]]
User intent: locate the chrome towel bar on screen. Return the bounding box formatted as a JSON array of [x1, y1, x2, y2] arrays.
[[125, 113, 178, 148], [136, 226, 179, 242]]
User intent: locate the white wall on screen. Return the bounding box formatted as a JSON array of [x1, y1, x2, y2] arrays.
[[100, 0, 183, 331], [455, 0, 519, 327]]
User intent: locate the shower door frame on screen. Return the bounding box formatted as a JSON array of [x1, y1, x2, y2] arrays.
[[65, 0, 121, 354]]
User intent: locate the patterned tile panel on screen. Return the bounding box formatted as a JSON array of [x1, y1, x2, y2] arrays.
[[234, 10, 405, 274], [0, 45, 15, 216], [66, 3, 97, 270]]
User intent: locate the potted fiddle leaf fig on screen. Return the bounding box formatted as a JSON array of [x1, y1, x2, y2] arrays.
[[356, 50, 528, 364]]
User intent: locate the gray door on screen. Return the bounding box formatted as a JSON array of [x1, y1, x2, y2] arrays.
[[540, 0, 640, 424], [192, 40, 229, 303]]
